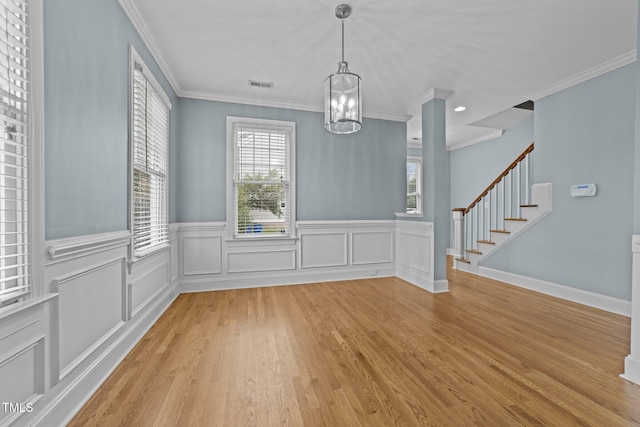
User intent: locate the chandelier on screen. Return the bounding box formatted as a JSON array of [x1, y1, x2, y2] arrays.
[[324, 4, 362, 134]]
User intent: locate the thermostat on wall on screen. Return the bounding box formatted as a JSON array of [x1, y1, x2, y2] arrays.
[[570, 183, 597, 198]]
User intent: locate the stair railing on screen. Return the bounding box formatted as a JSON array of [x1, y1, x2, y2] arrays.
[[453, 143, 534, 262]]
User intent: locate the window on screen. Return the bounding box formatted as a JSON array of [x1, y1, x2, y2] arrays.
[[227, 117, 295, 238], [130, 47, 170, 256], [406, 157, 421, 214], [0, 0, 32, 308]]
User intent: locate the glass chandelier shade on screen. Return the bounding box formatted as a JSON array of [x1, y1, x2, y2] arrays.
[[324, 62, 362, 134], [324, 5, 362, 134]]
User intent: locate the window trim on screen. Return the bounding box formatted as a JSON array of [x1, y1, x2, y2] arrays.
[[226, 116, 296, 240], [407, 156, 422, 215], [128, 46, 171, 261], [0, 0, 44, 310]]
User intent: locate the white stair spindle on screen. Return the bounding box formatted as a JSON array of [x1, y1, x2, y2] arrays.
[[525, 152, 530, 205], [516, 162, 521, 218]]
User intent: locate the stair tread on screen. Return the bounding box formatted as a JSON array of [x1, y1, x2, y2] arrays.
[[465, 249, 482, 255], [521, 204, 539, 208], [455, 257, 471, 264], [505, 217, 527, 222], [490, 229, 511, 234], [477, 240, 496, 245]]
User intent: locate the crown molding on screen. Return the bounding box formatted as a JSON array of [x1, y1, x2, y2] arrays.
[[119, 0, 413, 123], [180, 89, 410, 122], [415, 88, 453, 108], [118, 0, 182, 95], [527, 50, 636, 101], [447, 129, 504, 151]]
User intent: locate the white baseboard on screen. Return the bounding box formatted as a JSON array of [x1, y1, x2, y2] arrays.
[[477, 266, 631, 317], [622, 355, 640, 385], [396, 264, 449, 294], [180, 267, 397, 294]]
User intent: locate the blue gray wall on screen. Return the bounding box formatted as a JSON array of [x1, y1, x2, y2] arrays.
[[44, 0, 178, 240], [175, 98, 406, 223], [482, 64, 635, 300], [450, 115, 534, 210]]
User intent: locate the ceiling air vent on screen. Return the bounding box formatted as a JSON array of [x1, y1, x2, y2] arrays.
[[249, 80, 274, 89]]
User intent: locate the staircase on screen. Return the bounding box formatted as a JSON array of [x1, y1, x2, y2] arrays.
[[452, 143, 551, 273]]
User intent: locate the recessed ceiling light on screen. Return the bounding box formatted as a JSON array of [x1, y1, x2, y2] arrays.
[[454, 106, 466, 112]]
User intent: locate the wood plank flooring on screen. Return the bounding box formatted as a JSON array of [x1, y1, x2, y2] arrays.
[[70, 260, 640, 426]]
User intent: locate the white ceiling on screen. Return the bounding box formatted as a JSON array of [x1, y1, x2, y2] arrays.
[[124, 0, 637, 147]]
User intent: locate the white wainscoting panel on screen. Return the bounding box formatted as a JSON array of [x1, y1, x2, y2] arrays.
[[25, 230, 177, 427], [623, 235, 640, 385], [183, 235, 222, 275], [130, 261, 170, 318], [398, 233, 431, 274], [177, 221, 397, 292], [395, 220, 439, 292], [170, 225, 179, 284], [54, 259, 126, 379], [227, 249, 296, 273], [300, 233, 348, 269], [0, 306, 45, 426], [352, 231, 394, 265], [0, 337, 44, 426]]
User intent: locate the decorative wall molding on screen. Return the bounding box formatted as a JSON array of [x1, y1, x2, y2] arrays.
[[227, 249, 297, 273], [46, 230, 131, 262], [300, 233, 348, 269], [51, 259, 127, 380], [0, 337, 45, 426], [395, 220, 446, 293], [177, 220, 398, 293], [297, 220, 396, 230], [526, 50, 637, 101], [352, 231, 394, 265], [117, 0, 182, 94], [182, 235, 222, 275], [179, 89, 410, 122], [415, 88, 453, 108], [129, 261, 170, 319], [447, 129, 504, 152], [30, 284, 174, 427]]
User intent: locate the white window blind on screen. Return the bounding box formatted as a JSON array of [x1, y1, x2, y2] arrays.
[[131, 59, 169, 256], [232, 122, 292, 237], [0, 0, 30, 307]]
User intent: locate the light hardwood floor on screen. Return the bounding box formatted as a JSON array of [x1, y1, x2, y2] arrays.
[[70, 259, 640, 426]]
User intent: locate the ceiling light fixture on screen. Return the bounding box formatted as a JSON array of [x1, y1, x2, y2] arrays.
[[454, 106, 467, 112], [324, 4, 362, 134]]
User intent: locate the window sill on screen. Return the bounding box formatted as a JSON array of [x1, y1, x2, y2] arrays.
[[395, 212, 423, 218], [226, 235, 298, 246]]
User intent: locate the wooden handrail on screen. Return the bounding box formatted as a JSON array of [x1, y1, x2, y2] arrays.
[[453, 142, 534, 215]]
